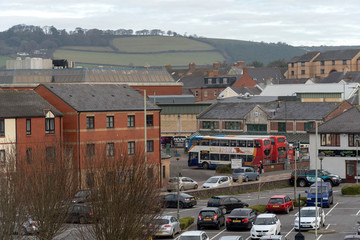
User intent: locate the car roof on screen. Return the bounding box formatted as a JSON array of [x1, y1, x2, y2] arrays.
[[155, 215, 173, 220], [200, 207, 221, 211], [257, 213, 276, 218], [219, 236, 243, 240], [180, 230, 205, 236], [310, 181, 331, 187], [270, 195, 287, 198], [301, 206, 322, 210], [260, 236, 284, 239], [211, 195, 231, 199]]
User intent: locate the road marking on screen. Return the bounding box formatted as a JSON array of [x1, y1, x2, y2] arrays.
[[210, 228, 226, 240], [316, 234, 323, 240], [326, 202, 338, 216], [326, 224, 330, 230], [285, 227, 294, 237], [357, 210, 360, 216]]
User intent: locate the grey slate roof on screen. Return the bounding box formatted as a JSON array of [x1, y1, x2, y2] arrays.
[[0, 90, 63, 118], [314, 49, 360, 61], [278, 78, 309, 84], [198, 102, 260, 119], [321, 71, 360, 84], [148, 95, 195, 104], [288, 52, 319, 63], [230, 86, 262, 95], [181, 77, 204, 89], [38, 83, 161, 112], [247, 68, 285, 84], [309, 107, 360, 133]]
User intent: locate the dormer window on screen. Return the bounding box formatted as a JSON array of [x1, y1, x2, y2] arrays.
[[44, 110, 55, 134]]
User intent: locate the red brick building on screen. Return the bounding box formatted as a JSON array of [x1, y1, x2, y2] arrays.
[[35, 83, 162, 188]]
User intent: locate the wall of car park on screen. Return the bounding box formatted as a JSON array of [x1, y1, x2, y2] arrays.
[[248, 161, 309, 173]]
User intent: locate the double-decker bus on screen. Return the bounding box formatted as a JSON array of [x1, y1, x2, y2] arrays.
[[187, 135, 272, 169]]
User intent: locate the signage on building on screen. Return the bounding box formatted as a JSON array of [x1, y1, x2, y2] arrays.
[[231, 158, 243, 169], [319, 149, 360, 157], [173, 136, 187, 148]]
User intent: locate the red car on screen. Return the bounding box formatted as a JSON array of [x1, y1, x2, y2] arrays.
[[266, 195, 294, 214]]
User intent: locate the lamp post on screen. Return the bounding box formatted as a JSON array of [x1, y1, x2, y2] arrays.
[[318, 152, 325, 208], [355, 135, 359, 184], [174, 151, 181, 221], [294, 141, 298, 203]]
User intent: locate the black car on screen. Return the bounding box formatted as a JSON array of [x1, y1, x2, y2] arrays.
[[289, 169, 341, 187], [71, 190, 93, 204], [162, 193, 197, 208], [207, 196, 249, 213], [66, 204, 94, 224], [226, 208, 257, 230], [197, 207, 225, 230]]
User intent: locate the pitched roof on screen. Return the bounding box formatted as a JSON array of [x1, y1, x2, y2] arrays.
[[288, 52, 319, 63], [198, 102, 260, 119], [230, 86, 262, 95], [321, 71, 360, 83], [0, 90, 63, 118], [180, 77, 204, 89], [314, 49, 360, 61], [247, 68, 285, 84], [148, 95, 195, 104], [37, 83, 161, 112], [309, 107, 360, 133]]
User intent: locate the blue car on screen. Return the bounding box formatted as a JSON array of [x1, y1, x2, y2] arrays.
[[306, 181, 333, 207]]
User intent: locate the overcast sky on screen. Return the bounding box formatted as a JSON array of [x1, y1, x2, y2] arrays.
[[1, 0, 360, 46]]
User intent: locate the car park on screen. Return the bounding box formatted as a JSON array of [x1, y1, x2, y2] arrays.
[[167, 177, 198, 192], [266, 195, 294, 214], [289, 169, 341, 187], [250, 213, 281, 239], [219, 236, 244, 240], [66, 204, 94, 224], [226, 208, 257, 230], [202, 176, 232, 188], [208, 196, 249, 213], [153, 215, 181, 238], [232, 167, 259, 182], [162, 193, 197, 208], [197, 207, 226, 230], [178, 230, 209, 240], [305, 181, 333, 207], [294, 206, 325, 231]]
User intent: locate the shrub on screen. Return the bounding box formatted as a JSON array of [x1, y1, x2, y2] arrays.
[[216, 164, 232, 174], [342, 185, 360, 195], [180, 217, 194, 230], [248, 205, 267, 213], [293, 197, 307, 207]]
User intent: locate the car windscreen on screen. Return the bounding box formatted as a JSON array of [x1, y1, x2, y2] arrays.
[[169, 178, 179, 183], [254, 217, 275, 225], [74, 191, 88, 197], [208, 198, 220, 205], [233, 168, 245, 173], [268, 198, 284, 204], [230, 209, 250, 216], [309, 186, 328, 194], [200, 211, 215, 218], [179, 236, 200, 240], [300, 209, 316, 217], [154, 219, 169, 225], [180, 193, 193, 198], [206, 177, 219, 183]]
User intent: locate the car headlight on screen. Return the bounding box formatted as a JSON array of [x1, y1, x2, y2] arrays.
[[323, 197, 328, 200], [307, 198, 311, 200]]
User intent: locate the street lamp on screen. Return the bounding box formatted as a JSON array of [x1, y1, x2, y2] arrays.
[[318, 152, 325, 208], [174, 151, 181, 221]]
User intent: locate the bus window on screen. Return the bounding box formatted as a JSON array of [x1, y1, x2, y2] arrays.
[[254, 140, 261, 148], [264, 140, 270, 146], [211, 140, 220, 146], [210, 154, 220, 160], [270, 138, 275, 145], [230, 140, 237, 147], [278, 137, 285, 143], [200, 151, 209, 160], [247, 141, 254, 147], [191, 139, 200, 146], [220, 154, 230, 161], [220, 140, 229, 146], [230, 154, 239, 160], [189, 152, 198, 160], [246, 155, 254, 162], [200, 140, 210, 146], [238, 140, 246, 147]]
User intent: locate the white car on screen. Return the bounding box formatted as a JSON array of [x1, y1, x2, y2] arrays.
[[153, 215, 181, 238], [202, 176, 232, 189], [167, 177, 198, 192], [178, 230, 209, 240], [294, 206, 325, 231], [250, 213, 281, 239]]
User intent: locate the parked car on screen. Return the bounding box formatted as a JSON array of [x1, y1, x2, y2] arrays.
[[305, 181, 333, 207], [294, 206, 325, 231], [226, 208, 257, 230], [162, 193, 197, 208], [202, 176, 232, 188], [167, 177, 198, 192], [71, 189, 100, 204], [344, 236, 360, 240], [289, 169, 341, 187], [207, 196, 249, 213], [259, 236, 287, 240], [232, 167, 259, 182], [219, 236, 244, 240], [153, 215, 181, 238], [197, 207, 226, 230], [13, 216, 39, 235], [266, 195, 294, 214], [66, 204, 94, 224], [250, 213, 281, 239], [178, 230, 209, 240]]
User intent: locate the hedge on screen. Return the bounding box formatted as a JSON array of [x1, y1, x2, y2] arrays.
[[342, 185, 360, 195], [180, 216, 194, 230], [216, 164, 233, 174], [293, 196, 307, 207], [248, 205, 267, 213]]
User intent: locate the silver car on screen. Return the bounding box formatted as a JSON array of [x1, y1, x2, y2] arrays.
[[153, 215, 181, 238], [167, 177, 198, 192], [232, 167, 259, 182]]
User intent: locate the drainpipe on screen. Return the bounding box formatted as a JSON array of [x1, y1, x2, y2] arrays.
[[78, 112, 81, 189]]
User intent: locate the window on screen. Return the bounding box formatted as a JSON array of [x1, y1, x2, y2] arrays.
[[0, 119, 4, 136], [127, 115, 135, 127], [278, 122, 286, 132], [86, 116, 94, 129], [106, 116, 114, 128], [223, 78, 228, 84], [343, 60, 347, 65], [247, 124, 267, 133], [195, 91, 199, 97], [214, 90, 217, 97], [146, 115, 153, 127], [291, 63, 294, 67], [162, 166, 166, 178], [225, 121, 241, 130], [45, 118, 55, 134], [348, 134, 360, 147], [301, 62, 305, 66], [201, 121, 219, 129], [0, 150, 5, 165], [301, 70, 306, 75], [321, 134, 340, 146], [147, 140, 154, 152], [320, 60, 324, 66], [107, 143, 114, 157], [46, 147, 55, 163], [26, 119, 31, 135], [128, 141, 135, 155], [204, 90, 208, 97], [26, 148, 32, 164], [291, 71, 294, 76], [87, 144, 95, 157], [320, 69, 325, 74], [86, 173, 94, 187], [304, 122, 314, 131], [332, 60, 335, 65]]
